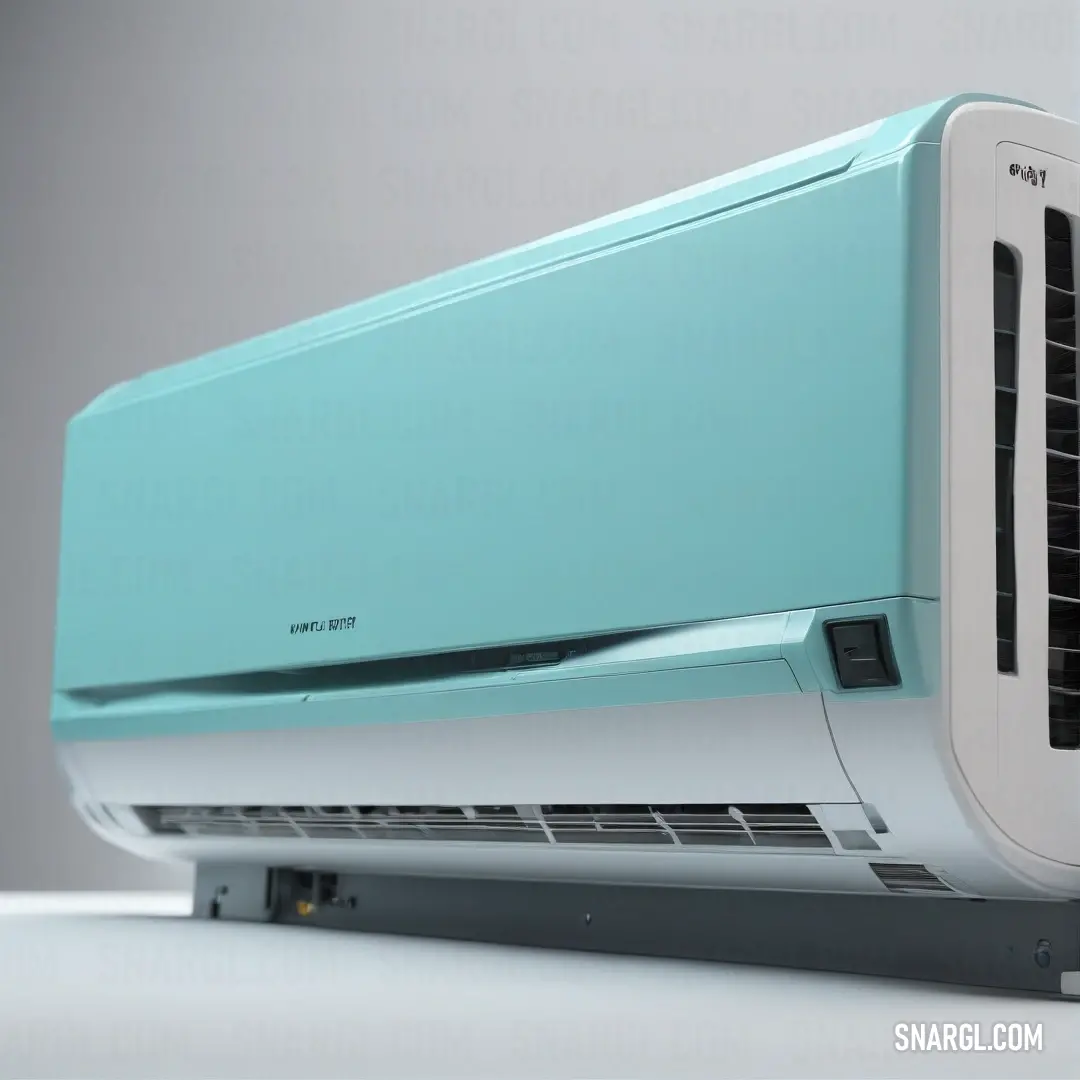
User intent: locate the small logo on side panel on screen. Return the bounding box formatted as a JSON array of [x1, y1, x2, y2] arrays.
[[1008, 162, 1047, 188]]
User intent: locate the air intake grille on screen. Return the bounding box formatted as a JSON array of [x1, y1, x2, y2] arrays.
[[870, 863, 954, 894], [139, 803, 833, 850], [995, 242, 1019, 673], [1046, 208, 1080, 750]]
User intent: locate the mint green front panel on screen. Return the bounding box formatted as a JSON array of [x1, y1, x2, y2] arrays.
[[55, 151, 933, 692], [76, 93, 1023, 422]]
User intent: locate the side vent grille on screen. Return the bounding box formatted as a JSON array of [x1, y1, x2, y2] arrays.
[[870, 863, 955, 894], [995, 242, 1019, 673], [1046, 208, 1080, 750], [139, 803, 834, 851]]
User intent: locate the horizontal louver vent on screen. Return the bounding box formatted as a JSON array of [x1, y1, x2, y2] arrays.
[[870, 862, 954, 894], [138, 803, 833, 851], [152, 805, 547, 843], [1046, 208, 1080, 750]]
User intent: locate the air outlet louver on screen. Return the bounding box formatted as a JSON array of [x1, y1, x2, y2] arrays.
[[540, 804, 832, 848], [658, 804, 832, 848], [137, 803, 833, 850], [995, 242, 1020, 674], [989, 243, 1015, 673], [148, 805, 549, 843], [1046, 208, 1080, 750], [870, 863, 954, 894], [540, 805, 671, 845]]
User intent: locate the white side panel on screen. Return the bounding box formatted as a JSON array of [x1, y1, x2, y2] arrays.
[[59, 692, 859, 808], [942, 102, 1080, 874], [825, 696, 1060, 900], [996, 142, 1080, 859]]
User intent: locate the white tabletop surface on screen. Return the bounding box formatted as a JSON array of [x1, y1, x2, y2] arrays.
[[0, 892, 1077, 1079]]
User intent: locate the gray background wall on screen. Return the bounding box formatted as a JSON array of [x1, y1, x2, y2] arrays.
[[1, 0, 1078, 892]]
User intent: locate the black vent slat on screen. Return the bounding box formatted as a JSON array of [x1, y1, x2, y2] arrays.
[[1047, 399, 1079, 456], [997, 592, 1017, 638], [996, 333, 1018, 389], [1049, 689, 1080, 741], [1047, 237, 1074, 268], [995, 528, 1015, 593], [995, 448, 1015, 531], [1049, 646, 1080, 690], [1050, 597, 1080, 651], [1048, 319, 1077, 349], [1047, 212, 1073, 241], [1044, 636, 1080, 655], [1049, 548, 1080, 599], [1047, 210, 1075, 290], [994, 274, 1019, 331], [996, 242, 1019, 675], [995, 243, 1019, 274], [1048, 455, 1080, 504], [1048, 264, 1074, 292], [1050, 713, 1080, 749], [1048, 343, 1078, 399], [1048, 503, 1080, 549], [1048, 370, 1078, 401], [995, 388, 1017, 447], [1048, 208, 1080, 748], [1047, 287, 1076, 320]]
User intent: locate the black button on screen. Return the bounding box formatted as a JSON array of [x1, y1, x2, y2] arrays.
[[824, 616, 900, 690]]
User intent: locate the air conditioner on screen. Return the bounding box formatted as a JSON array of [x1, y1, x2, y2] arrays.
[[51, 94, 1080, 995]]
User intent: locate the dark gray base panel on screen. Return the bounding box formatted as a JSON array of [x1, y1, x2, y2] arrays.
[[193, 864, 1080, 997]]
